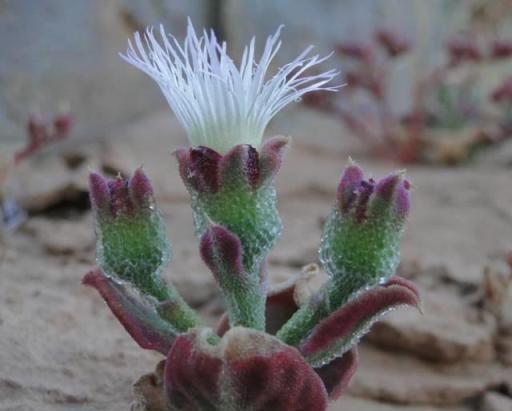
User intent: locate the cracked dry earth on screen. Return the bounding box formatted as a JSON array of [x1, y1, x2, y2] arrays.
[[1, 108, 512, 411]]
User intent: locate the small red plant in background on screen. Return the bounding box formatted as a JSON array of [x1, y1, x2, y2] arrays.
[[304, 29, 512, 165], [0, 111, 73, 231]]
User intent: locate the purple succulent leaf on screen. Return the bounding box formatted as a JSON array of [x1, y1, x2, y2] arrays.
[[83, 268, 177, 355], [165, 327, 328, 411], [314, 347, 358, 400], [258, 136, 290, 187], [165, 329, 223, 410], [200, 224, 244, 276], [300, 279, 421, 367]]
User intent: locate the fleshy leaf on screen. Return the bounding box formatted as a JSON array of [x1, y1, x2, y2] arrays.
[[300, 280, 421, 367], [200, 225, 265, 330], [314, 348, 358, 400], [165, 327, 328, 411], [90, 170, 172, 301], [82, 268, 177, 355]]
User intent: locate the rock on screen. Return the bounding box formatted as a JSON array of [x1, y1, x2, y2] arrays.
[[481, 392, 512, 411], [330, 396, 470, 411], [497, 336, 512, 366], [350, 344, 512, 406], [24, 216, 94, 256], [367, 289, 497, 363]]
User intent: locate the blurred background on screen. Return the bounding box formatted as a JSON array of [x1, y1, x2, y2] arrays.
[[1, 1, 512, 411]]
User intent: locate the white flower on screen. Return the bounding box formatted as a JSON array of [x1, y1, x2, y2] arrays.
[[121, 19, 339, 154]]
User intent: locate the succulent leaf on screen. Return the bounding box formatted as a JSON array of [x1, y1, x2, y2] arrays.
[[200, 225, 266, 330], [300, 279, 421, 367], [165, 327, 329, 411], [82, 268, 177, 355]]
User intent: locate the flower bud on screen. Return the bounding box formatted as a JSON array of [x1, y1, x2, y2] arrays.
[[320, 163, 411, 304], [89, 169, 171, 301], [176, 137, 288, 278]]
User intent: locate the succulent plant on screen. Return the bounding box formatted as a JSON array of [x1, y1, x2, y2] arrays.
[[83, 20, 421, 411]]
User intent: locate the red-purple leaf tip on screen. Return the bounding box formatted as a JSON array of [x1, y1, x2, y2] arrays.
[[82, 268, 176, 355], [336, 163, 364, 213], [314, 348, 359, 400], [88, 172, 110, 213], [220, 144, 260, 188], [259, 136, 290, 187], [385, 275, 422, 309], [300, 282, 421, 359], [129, 167, 154, 208], [189, 146, 222, 193], [200, 224, 244, 279]]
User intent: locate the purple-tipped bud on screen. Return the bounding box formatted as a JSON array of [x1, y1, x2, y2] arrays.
[[88, 172, 111, 214], [200, 225, 244, 277], [129, 167, 154, 209]]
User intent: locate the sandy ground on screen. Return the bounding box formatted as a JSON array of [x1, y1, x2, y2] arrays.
[[1, 108, 512, 411]]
